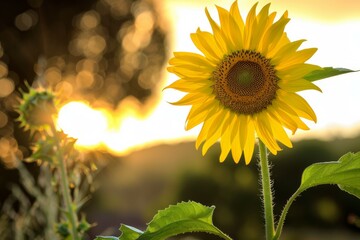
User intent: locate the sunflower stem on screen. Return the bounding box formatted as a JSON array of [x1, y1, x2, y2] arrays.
[[258, 140, 275, 240], [50, 123, 80, 240]]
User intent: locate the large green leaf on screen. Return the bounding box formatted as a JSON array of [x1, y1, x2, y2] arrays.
[[118, 201, 231, 240], [304, 67, 358, 82], [300, 152, 360, 198]]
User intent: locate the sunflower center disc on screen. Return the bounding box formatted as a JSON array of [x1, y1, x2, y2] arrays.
[[227, 61, 265, 95], [213, 50, 278, 115]]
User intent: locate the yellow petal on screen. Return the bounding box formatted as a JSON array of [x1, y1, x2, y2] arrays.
[[239, 114, 248, 149], [268, 114, 293, 148], [250, 3, 271, 50], [231, 120, 243, 163], [278, 78, 322, 92], [190, 30, 222, 62], [164, 78, 212, 92], [219, 116, 235, 162], [244, 119, 255, 165], [185, 98, 216, 130], [244, 2, 258, 49], [267, 105, 297, 134], [261, 11, 290, 54], [254, 113, 280, 154], [167, 66, 212, 79], [268, 32, 291, 58], [277, 63, 321, 80], [171, 92, 208, 106], [228, 13, 244, 50], [268, 103, 310, 133], [230, 114, 240, 143], [205, 8, 229, 54], [170, 52, 216, 68], [230, 0, 244, 33], [206, 108, 228, 140], [258, 11, 277, 53], [216, 5, 241, 51], [269, 39, 305, 60], [185, 109, 208, 130], [275, 48, 318, 70], [278, 90, 317, 122], [195, 102, 220, 149], [202, 111, 230, 155]]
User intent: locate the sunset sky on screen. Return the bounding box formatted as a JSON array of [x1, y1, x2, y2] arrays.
[[59, 0, 360, 154]]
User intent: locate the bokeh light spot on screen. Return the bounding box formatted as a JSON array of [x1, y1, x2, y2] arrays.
[[135, 11, 154, 32], [45, 67, 62, 85], [79, 10, 100, 30], [14, 10, 38, 31], [76, 71, 95, 89], [0, 111, 8, 128], [87, 35, 106, 56], [55, 81, 74, 98], [0, 78, 15, 98], [0, 62, 8, 78]]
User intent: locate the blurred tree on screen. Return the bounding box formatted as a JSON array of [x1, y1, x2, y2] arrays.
[[0, 0, 167, 163]]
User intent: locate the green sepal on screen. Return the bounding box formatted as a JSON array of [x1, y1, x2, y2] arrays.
[[300, 152, 360, 199], [304, 67, 358, 82]]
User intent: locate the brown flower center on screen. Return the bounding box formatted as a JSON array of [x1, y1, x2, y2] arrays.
[[213, 50, 278, 114]]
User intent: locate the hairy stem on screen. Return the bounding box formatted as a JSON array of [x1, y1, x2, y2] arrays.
[[273, 188, 302, 240], [258, 140, 275, 240], [51, 124, 80, 240]]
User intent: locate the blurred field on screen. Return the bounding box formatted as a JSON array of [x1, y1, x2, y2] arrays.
[[77, 135, 360, 240]]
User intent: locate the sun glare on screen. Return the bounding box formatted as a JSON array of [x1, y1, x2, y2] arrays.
[[56, 97, 197, 155], [57, 102, 108, 146]]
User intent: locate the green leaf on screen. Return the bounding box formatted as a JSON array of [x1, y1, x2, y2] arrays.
[[304, 67, 358, 82], [95, 237, 118, 240], [300, 152, 360, 198], [118, 201, 231, 240], [140, 201, 231, 240], [119, 225, 143, 240], [274, 152, 360, 239]]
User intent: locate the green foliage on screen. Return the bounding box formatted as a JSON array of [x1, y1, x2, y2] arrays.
[[28, 138, 56, 163], [97, 201, 232, 240], [274, 152, 360, 239], [119, 225, 143, 240], [136, 201, 231, 240], [304, 67, 358, 82], [56, 222, 70, 238], [300, 152, 360, 198], [95, 237, 119, 240]]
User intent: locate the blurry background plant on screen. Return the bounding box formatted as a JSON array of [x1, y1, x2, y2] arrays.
[[0, 0, 167, 239], [3, 86, 96, 239]]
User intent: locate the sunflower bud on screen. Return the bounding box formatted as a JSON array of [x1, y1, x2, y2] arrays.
[[17, 88, 57, 132]]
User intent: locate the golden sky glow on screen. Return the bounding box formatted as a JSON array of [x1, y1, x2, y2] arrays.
[[58, 0, 360, 154]]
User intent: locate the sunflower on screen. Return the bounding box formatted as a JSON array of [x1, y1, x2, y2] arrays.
[[166, 1, 321, 164]]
